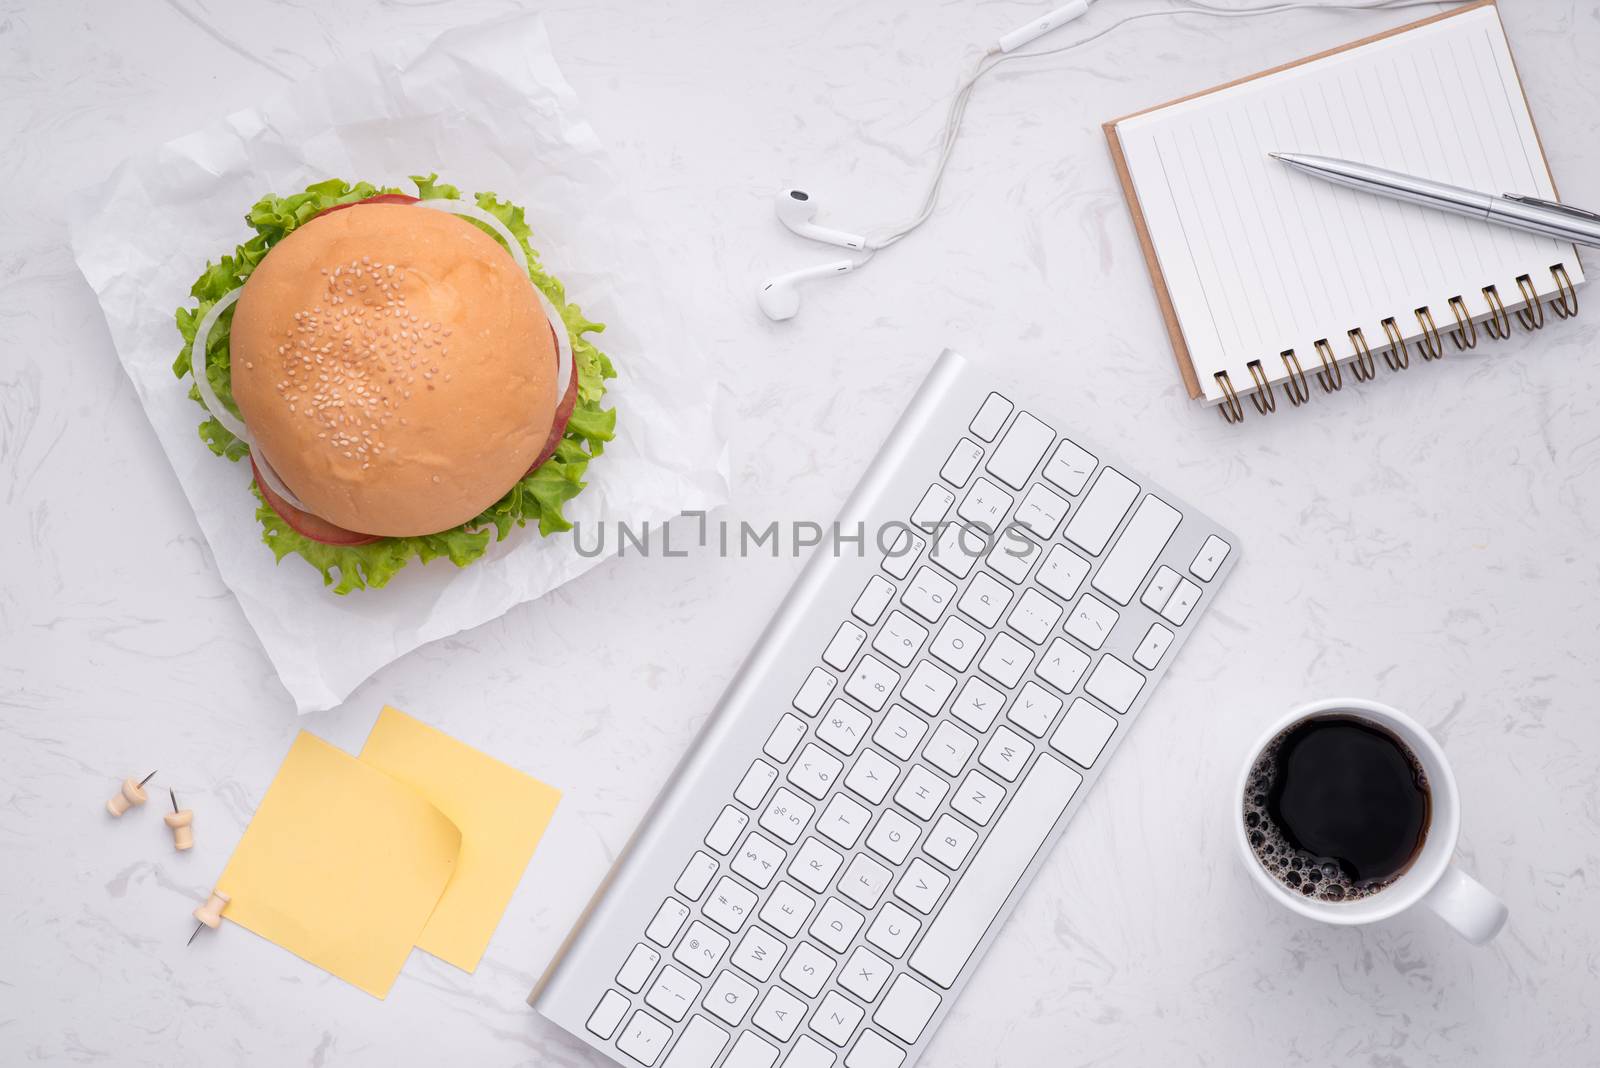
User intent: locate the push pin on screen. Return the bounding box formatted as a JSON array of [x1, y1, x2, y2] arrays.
[[165, 789, 194, 851], [188, 890, 230, 946], [105, 771, 157, 817]]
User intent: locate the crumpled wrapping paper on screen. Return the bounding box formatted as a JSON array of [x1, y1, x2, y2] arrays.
[[68, 15, 729, 713]]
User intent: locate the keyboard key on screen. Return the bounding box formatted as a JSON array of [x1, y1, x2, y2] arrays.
[[909, 755, 1083, 988], [1133, 623, 1174, 669], [852, 575, 897, 625], [957, 477, 1014, 529], [871, 611, 928, 668], [759, 788, 815, 844], [894, 858, 951, 914], [929, 521, 987, 579], [910, 485, 956, 532], [1049, 698, 1118, 768], [759, 881, 814, 938], [786, 1035, 839, 1068], [1091, 494, 1181, 605], [818, 701, 871, 756], [901, 661, 956, 715], [874, 974, 942, 1045], [810, 897, 866, 953], [723, 1031, 780, 1068], [1062, 467, 1138, 555], [731, 832, 786, 889], [780, 940, 836, 997], [873, 705, 927, 760], [979, 725, 1034, 782], [817, 793, 873, 849], [881, 528, 926, 580], [676, 852, 719, 900], [1036, 544, 1090, 601], [790, 744, 844, 799], [662, 1015, 729, 1068], [703, 970, 759, 1026], [618, 943, 661, 992], [674, 921, 730, 977], [1084, 655, 1144, 714], [646, 899, 690, 946], [823, 622, 867, 670], [1161, 578, 1203, 626], [844, 748, 899, 804], [789, 837, 844, 893], [957, 570, 1013, 626], [813, 991, 866, 1047], [735, 760, 780, 807], [969, 392, 1013, 441], [929, 615, 985, 671], [765, 714, 808, 762], [752, 986, 808, 1042], [1141, 565, 1180, 612], [646, 964, 701, 1021], [845, 1031, 905, 1068], [985, 411, 1054, 489], [588, 989, 630, 1039], [1007, 588, 1063, 644], [844, 653, 899, 711], [922, 721, 978, 776], [1036, 638, 1090, 694], [704, 877, 758, 933], [838, 854, 894, 909], [865, 901, 922, 957], [618, 1010, 672, 1065], [986, 530, 1040, 583], [950, 675, 1005, 732], [794, 668, 835, 716], [1064, 593, 1118, 650], [940, 437, 984, 486], [839, 945, 893, 1001], [1014, 483, 1069, 539], [902, 567, 956, 623], [731, 926, 786, 982], [1007, 681, 1062, 737], [1190, 534, 1231, 580], [865, 809, 920, 865], [923, 814, 978, 869], [977, 632, 1032, 688], [1042, 437, 1097, 495], [894, 765, 949, 820], [951, 770, 1004, 826]]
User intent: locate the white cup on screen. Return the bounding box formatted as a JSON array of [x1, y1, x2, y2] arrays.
[[1233, 697, 1507, 944]]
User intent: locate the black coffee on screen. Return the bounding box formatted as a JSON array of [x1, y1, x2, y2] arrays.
[[1244, 715, 1430, 902]]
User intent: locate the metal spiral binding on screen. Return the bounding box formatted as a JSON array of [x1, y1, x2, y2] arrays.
[[1279, 350, 1310, 405], [1447, 296, 1477, 350], [1415, 306, 1444, 360], [1381, 317, 1410, 371], [1551, 263, 1579, 319], [1515, 273, 1545, 331], [1214, 371, 1244, 424], [1246, 360, 1276, 415], [1312, 339, 1342, 393], [1348, 328, 1376, 382], [1482, 285, 1511, 340]]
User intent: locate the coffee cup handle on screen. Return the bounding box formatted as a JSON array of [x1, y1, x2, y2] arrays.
[[1423, 864, 1507, 944]]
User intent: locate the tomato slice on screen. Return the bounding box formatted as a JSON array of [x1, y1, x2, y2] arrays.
[[314, 192, 420, 218], [251, 456, 381, 546], [528, 334, 579, 473]]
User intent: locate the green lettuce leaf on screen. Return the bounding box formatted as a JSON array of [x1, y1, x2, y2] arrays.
[[174, 175, 616, 593]]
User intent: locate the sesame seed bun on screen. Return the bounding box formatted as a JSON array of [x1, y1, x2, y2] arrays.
[[229, 203, 558, 537]]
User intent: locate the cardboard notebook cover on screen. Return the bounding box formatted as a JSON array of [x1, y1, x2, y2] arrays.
[[1102, 0, 1560, 402]]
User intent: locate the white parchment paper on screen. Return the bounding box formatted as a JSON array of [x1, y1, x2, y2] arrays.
[[68, 15, 729, 713]]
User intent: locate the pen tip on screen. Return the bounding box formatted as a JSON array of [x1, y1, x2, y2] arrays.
[[1267, 152, 1283, 160]]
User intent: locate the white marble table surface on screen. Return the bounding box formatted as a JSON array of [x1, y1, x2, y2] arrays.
[[3, 1, 1597, 1064]]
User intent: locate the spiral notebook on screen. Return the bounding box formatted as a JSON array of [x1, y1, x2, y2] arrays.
[[1106, 0, 1584, 423]]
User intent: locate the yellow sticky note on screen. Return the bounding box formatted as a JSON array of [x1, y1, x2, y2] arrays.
[[359, 706, 561, 972], [217, 732, 461, 998]]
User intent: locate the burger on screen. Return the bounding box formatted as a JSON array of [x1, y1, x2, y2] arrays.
[[174, 175, 616, 593]]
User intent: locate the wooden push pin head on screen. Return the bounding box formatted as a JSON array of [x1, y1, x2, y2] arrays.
[[194, 890, 229, 930], [165, 789, 194, 851], [105, 771, 156, 817]]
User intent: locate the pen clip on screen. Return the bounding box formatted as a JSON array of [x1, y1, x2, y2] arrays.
[[1502, 193, 1600, 223]]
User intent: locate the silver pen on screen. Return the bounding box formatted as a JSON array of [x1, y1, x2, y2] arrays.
[[1270, 151, 1600, 248]]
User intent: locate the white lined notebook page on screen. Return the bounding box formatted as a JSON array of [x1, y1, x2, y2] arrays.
[[1115, 4, 1584, 406]]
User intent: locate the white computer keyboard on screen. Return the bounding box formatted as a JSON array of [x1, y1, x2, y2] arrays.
[[531, 349, 1238, 1068]]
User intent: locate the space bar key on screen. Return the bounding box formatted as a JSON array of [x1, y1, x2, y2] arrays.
[[908, 755, 1083, 988]]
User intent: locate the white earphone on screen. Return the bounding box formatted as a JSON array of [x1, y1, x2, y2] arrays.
[[757, 0, 1458, 320]]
